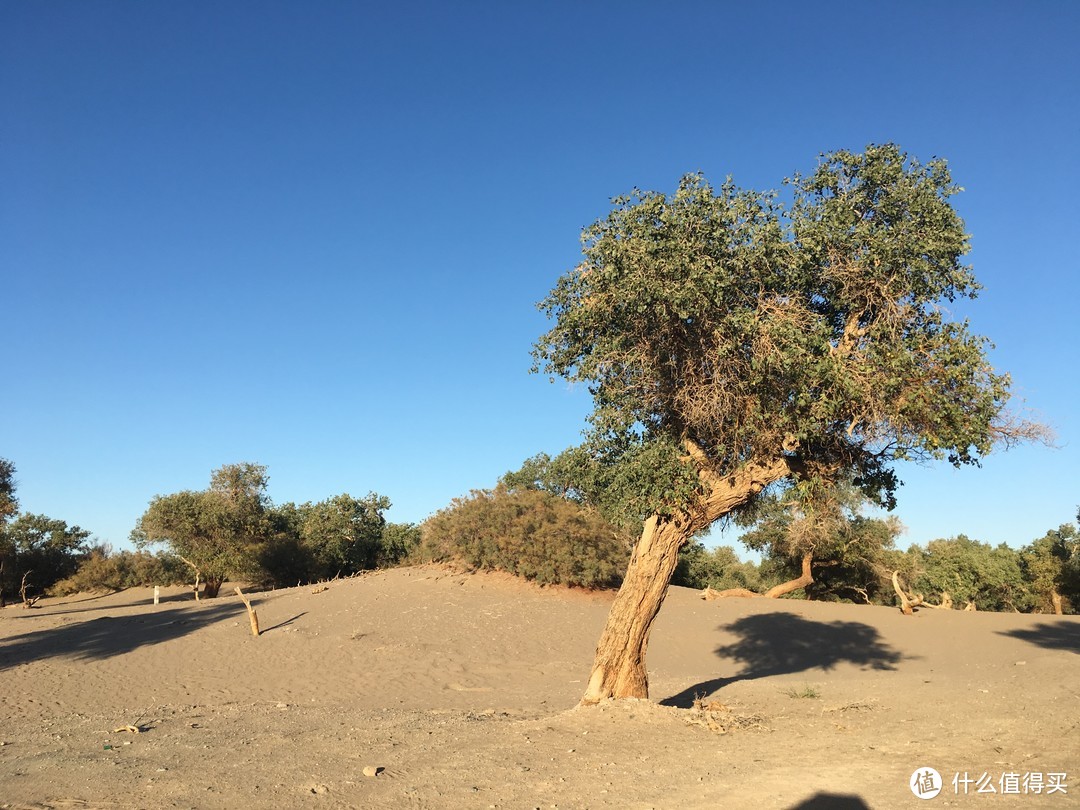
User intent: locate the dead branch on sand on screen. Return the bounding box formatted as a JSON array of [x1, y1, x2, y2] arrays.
[[234, 586, 260, 637], [891, 571, 952, 614], [20, 571, 40, 608]]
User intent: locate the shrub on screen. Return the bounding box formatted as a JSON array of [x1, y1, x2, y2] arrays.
[[379, 522, 422, 567], [673, 543, 763, 591], [50, 546, 189, 595], [257, 512, 420, 587], [419, 487, 630, 588]]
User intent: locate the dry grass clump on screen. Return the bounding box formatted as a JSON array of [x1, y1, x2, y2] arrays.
[[684, 697, 768, 734]]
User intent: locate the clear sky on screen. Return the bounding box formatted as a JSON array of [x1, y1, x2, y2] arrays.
[[3, 1, 1078, 556]]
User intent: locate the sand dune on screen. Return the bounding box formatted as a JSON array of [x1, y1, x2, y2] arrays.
[[1, 565, 1077, 808]]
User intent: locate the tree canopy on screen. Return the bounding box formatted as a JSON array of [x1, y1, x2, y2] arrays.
[[0, 458, 17, 522], [535, 145, 1041, 525]]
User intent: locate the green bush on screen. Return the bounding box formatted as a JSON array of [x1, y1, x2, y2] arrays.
[[909, 536, 1028, 612], [673, 543, 763, 591], [419, 487, 630, 588], [379, 522, 422, 567], [257, 513, 421, 587]]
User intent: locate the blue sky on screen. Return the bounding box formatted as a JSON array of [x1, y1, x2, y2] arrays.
[[2, 1, 1078, 556]]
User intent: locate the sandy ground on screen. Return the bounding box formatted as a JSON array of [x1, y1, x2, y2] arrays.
[[1, 565, 1077, 809]]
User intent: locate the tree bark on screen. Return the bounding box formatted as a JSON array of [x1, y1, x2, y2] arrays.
[[203, 577, 223, 599], [892, 570, 920, 615], [20, 570, 38, 608], [234, 586, 260, 636], [177, 555, 203, 601], [581, 454, 791, 705], [582, 516, 689, 703], [762, 552, 814, 598], [1051, 590, 1063, 616]]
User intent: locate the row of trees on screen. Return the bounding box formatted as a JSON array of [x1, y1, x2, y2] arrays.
[[7, 451, 1074, 614], [0, 458, 420, 602], [495, 453, 1079, 613], [690, 483, 1080, 614], [134, 462, 419, 597], [677, 521, 1080, 615]]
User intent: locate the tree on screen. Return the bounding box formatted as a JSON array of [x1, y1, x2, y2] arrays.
[[715, 482, 903, 603], [2, 513, 92, 598], [297, 492, 391, 579], [532, 145, 1045, 703], [137, 463, 272, 597], [0, 460, 96, 604], [1020, 518, 1080, 614], [260, 493, 395, 585], [0, 457, 17, 605], [0, 457, 17, 523], [378, 522, 422, 567], [1060, 509, 1080, 608]]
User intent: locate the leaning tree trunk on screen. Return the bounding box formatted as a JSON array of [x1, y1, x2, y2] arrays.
[[582, 515, 692, 703], [580, 452, 792, 705]]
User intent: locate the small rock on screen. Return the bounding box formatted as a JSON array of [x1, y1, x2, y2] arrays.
[[309, 784, 329, 794], [363, 765, 383, 778], [1015, 661, 1027, 666]]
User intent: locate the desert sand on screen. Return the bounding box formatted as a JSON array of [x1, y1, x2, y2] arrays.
[[1, 565, 1077, 809]]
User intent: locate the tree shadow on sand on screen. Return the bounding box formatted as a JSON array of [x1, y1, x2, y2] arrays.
[[262, 612, 307, 633], [999, 621, 1080, 653], [0, 601, 243, 671], [0, 590, 194, 620], [785, 793, 870, 810], [661, 612, 906, 708]]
